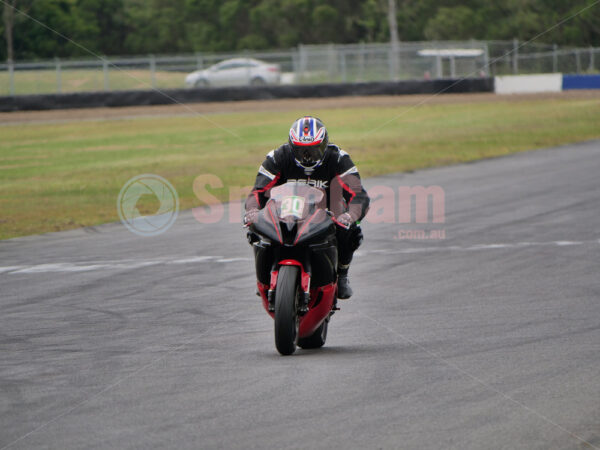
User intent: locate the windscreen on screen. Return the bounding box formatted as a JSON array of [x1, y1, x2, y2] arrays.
[[268, 182, 326, 221]]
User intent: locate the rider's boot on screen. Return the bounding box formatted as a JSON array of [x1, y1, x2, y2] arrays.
[[337, 264, 353, 299]]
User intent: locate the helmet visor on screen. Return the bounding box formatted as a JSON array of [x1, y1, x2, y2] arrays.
[[293, 145, 324, 166]]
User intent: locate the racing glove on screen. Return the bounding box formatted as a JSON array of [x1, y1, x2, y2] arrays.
[[335, 212, 354, 229]]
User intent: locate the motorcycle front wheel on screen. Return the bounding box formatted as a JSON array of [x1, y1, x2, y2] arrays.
[[274, 265, 300, 355]]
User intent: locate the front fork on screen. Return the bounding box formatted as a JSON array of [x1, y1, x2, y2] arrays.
[[259, 247, 311, 314], [267, 259, 311, 314]]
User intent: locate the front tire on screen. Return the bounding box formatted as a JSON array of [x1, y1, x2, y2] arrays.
[[274, 265, 300, 355], [194, 79, 209, 88]]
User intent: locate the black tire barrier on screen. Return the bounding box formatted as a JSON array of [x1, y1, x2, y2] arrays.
[[0, 78, 494, 112]]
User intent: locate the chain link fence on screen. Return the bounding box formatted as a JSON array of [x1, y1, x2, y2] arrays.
[[486, 40, 599, 76], [1, 40, 598, 96]]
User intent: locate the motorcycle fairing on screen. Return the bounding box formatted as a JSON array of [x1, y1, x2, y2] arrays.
[[252, 203, 284, 244], [252, 198, 333, 247], [257, 260, 335, 338], [294, 209, 334, 246]]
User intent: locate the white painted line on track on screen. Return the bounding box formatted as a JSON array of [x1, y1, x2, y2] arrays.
[[553, 241, 582, 246], [1, 255, 252, 275], [11, 263, 109, 274], [356, 239, 596, 256], [215, 257, 252, 263], [0, 266, 25, 273], [2, 239, 595, 275], [168, 256, 216, 264]]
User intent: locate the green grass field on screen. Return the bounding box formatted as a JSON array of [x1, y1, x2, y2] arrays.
[[1, 95, 599, 239], [0, 69, 187, 95], [1, 68, 412, 95]]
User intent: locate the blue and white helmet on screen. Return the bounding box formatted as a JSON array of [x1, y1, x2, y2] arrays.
[[288, 116, 329, 169]]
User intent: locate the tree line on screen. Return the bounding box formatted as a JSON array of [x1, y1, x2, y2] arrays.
[[2, 0, 599, 61]]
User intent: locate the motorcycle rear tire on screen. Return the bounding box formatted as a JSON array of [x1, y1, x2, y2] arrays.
[[298, 319, 328, 349], [274, 265, 300, 355]]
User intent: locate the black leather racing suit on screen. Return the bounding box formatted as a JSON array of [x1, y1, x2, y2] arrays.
[[245, 143, 370, 266]]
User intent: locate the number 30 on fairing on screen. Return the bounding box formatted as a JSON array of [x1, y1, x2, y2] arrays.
[[280, 196, 305, 218]]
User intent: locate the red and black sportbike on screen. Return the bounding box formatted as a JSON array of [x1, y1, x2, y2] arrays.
[[248, 181, 341, 355]]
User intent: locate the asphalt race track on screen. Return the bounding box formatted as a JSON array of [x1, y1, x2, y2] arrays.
[[1, 141, 599, 449]]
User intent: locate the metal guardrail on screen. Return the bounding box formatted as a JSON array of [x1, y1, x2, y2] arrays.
[[1, 40, 598, 96]]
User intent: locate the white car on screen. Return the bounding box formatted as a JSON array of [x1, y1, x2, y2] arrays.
[[185, 58, 281, 88]]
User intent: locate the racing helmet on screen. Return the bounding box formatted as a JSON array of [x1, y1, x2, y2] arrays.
[[288, 116, 329, 169]]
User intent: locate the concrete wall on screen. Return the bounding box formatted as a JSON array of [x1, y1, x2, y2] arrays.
[[494, 74, 563, 95]]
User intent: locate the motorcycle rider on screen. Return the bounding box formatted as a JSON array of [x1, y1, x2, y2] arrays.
[[244, 116, 370, 299]]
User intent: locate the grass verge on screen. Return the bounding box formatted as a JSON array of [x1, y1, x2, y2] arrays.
[[0, 69, 187, 95], [1, 94, 599, 239]]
